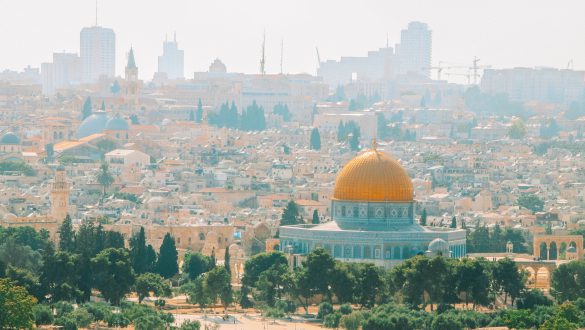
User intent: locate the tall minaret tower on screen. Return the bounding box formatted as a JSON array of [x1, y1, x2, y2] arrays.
[[125, 47, 139, 108], [51, 166, 70, 222]]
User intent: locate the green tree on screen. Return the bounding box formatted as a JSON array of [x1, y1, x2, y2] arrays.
[[304, 248, 336, 301], [39, 248, 83, 302], [135, 272, 171, 303], [419, 209, 427, 226], [180, 320, 202, 330], [357, 264, 384, 308], [312, 209, 320, 225], [280, 200, 301, 226], [183, 252, 211, 280], [182, 276, 211, 310], [130, 114, 139, 125], [206, 266, 233, 310], [156, 233, 178, 279], [454, 258, 492, 309], [0, 278, 37, 329], [91, 248, 135, 305], [82, 96, 92, 120], [130, 227, 156, 274], [330, 262, 357, 304], [337, 121, 346, 142], [96, 163, 114, 196], [254, 263, 287, 307], [59, 214, 75, 252], [450, 216, 457, 228], [551, 260, 585, 302], [517, 193, 544, 213], [508, 118, 527, 139], [196, 98, 203, 123], [224, 246, 231, 276], [310, 127, 321, 150], [493, 257, 525, 305], [110, 80, 121, 95]]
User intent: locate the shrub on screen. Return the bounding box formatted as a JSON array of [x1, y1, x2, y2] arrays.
[[54, 301, 74, 317], [33, 304, 53, 325], [339, 303, 353, 315], [431, 314, 463, 330], [83, 302, 112, 321], [71, 307, 93, 328], [180, 320, 202, 330], [324, 311, 342, 328], [134, 314, 165, 330], [54, 316, 78, 330], [318, 301, 334, 319], [105, 313, 130, 327], [517, 289, 553, 309], [340, 311, 363, 330]]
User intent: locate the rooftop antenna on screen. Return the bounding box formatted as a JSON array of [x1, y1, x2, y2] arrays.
[[174, 31, 177, 43], [260, 30, 266, 75], [386, 33, 389, 48], [95, 0, 98, 26], [280, 39, 284, 74]]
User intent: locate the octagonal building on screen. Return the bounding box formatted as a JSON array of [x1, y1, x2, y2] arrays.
[[279, 145, 466, 268]]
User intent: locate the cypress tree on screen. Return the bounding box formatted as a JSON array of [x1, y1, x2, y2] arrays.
[[310, 127, 321, 150], [420, 209, 427, 226], [130, 227, 149, 274], [210, 247, 216, 270], [156, 233, 178, 279], [312, 209, 320, 224], [58, 214, 75, 252], [196, 98, 203, 123], [224, 246, 231, 277], [450, 216, 457, 228]]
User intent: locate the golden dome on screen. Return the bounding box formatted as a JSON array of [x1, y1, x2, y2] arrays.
[[333, 148, 413, 202]]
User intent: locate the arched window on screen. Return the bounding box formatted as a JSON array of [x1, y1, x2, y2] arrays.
[[199, 232, 205, 241]]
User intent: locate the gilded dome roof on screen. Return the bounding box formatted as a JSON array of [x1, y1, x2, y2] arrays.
[[333, 148, 413, 202]]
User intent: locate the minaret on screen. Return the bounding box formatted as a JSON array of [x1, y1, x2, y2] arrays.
[[125, 47, 139, 108], [51, 166, 70, 222]]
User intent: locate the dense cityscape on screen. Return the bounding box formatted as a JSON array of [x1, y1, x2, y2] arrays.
[[1, 2, 585, 330]]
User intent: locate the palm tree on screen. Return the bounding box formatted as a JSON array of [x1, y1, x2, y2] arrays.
[[96, 163, 114, 196]]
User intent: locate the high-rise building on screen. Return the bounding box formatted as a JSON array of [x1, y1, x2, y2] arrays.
[[317, 47, 395, 88], [80, 26, 116, 83], [481, 67, 585, 105], [157, 34, 184, 80], [396, 21, 432, 78], [41, 52, 81, 96]]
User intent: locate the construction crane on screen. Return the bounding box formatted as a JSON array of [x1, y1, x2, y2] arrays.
[[424, 62, 468, 81], [259, 31, 266, 75], [471, 57, 491, 85], [444, 72, 471, 85]]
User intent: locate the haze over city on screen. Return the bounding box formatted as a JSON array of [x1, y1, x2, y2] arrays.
[[1, 0, 585, 79], [3, 1, 585, 329]]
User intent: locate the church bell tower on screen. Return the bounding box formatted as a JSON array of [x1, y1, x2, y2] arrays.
[[51, 166, 70, 222]]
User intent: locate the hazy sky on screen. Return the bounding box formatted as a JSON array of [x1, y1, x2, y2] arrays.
[[1, 0, 584, 81]]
